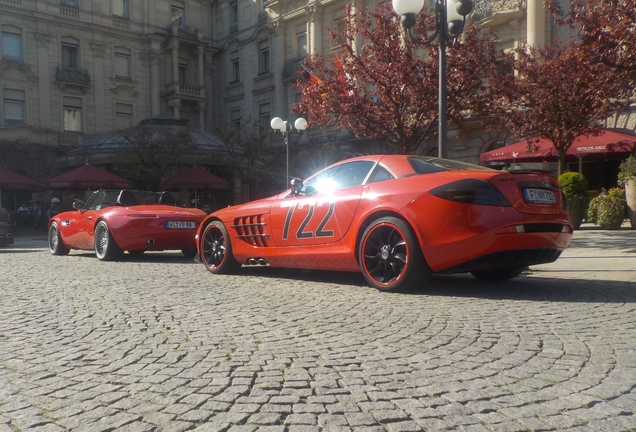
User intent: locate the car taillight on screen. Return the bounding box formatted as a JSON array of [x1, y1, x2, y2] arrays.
[[429, 179, 512, 206]]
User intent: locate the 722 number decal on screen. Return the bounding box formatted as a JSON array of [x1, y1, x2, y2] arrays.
[[282, 201, 335, 240]]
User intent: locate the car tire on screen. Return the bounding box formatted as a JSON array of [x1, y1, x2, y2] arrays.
[[470, 266, 525, 282], [359, 216, 431, 292], [182, 248, 197, 259], [94, 220, 123, 261], [200, 221, 240, 274], [48, 222, 70, 256]]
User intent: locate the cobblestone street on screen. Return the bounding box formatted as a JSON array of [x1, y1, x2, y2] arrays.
[[1, 226, 635, 431]]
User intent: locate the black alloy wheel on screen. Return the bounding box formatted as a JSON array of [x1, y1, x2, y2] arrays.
[[201, 221, 240, 274], [359, 216, 431, 292]]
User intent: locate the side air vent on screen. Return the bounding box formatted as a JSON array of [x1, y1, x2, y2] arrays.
[[232, 215, 270, 247]]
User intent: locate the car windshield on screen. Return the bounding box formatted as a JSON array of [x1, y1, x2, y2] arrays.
[[409, 156, 494, 174], [300, 161, 376, 195]]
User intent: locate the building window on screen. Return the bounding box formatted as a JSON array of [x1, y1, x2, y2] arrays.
[[230, 51, 240, 84], [113, 0, 130, 19], [62, 42, 79, 68], [259, 103, 271, 128], [296, 25, 307, 58], [61, 0, 79, 7], [2, 31, 22, 61], [3, 89, 25, 126], [178, 63, 187, 84], [171, 1, 185, 25], [230, 1, 238, 24], [63, 97, 82, 131], [229, 0, 238, 32], [114, 48, 131, 79], [258, 41, 270, 74], [231, 109, 241, 130], [115, 103, 133, 129]]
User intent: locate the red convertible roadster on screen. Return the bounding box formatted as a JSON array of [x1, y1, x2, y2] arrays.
[[196, 155, 573, 292], [48, 189, 206, 260]]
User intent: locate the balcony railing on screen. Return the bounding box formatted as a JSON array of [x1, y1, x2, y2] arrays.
[[472, 0, 527, 21], [164, 82, 206, 101], [60, 6, 80, 19], [282, 57, 305, 80], [55, 66, 91, 89], [168, 24, 204, 42]]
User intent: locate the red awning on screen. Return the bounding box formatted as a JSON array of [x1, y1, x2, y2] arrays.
[[159, 167, 230, 191], [45, 164, 132, 189], [0, 167, 44, 191], [480, 130, 636, 163]]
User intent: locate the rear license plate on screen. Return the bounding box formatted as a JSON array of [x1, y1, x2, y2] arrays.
[[523, 188, 556, 204], [166, 221, 197, 229]]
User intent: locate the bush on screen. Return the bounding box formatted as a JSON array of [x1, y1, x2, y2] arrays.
[[618, 155, 636, 187], [558, 172, 588, 198], [587, 195, 625, 229]]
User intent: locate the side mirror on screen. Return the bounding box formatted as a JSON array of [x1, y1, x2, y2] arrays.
[[290, 178, 304, 195], [72, 200, 84, 211]]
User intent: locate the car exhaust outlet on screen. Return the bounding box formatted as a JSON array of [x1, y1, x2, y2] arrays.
[[258, 259, 268, 266], [248, 258, 258, 265], [147, 238, 155, 245]]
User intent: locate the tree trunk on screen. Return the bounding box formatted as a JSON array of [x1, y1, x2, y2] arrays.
[[557, 148, 567, 177]]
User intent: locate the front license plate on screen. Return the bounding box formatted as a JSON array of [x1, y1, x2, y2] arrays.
[[166, 221, 197, 229], [524, 188, 556, 204]]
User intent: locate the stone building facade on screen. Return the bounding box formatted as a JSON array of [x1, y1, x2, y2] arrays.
[[1, 0, 634, 189]]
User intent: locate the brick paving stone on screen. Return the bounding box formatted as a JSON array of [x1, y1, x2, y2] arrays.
[[2, 229, 636, 431]]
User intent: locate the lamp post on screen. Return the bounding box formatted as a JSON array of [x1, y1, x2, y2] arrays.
[[270, 116, 308, 187], [392, 0, 473, 158]]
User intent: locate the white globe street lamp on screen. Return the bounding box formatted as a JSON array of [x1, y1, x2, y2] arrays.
[[392, 0, 473, 158], [270, 116, 308, 188]]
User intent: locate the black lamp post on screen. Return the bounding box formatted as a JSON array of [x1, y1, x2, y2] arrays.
[[270, 116, 308, 187], [392, 0, 474, 158]]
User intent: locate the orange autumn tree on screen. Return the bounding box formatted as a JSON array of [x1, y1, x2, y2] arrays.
[[547, 0, 636, 87], [293, 2, 502, 154], [488, 41, 626, 176]]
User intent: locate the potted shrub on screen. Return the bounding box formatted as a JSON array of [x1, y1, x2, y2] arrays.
[[618, 155, 636, 229], [558, 172, 588, 229], [587, 187, 626, 230]]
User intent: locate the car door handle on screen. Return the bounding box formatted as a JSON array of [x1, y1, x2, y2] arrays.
[[87, 216, 92, 220]]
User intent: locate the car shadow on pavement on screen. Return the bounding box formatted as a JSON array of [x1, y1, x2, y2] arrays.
[[238, 266, 636, 303], [63, 251, 200, 264]]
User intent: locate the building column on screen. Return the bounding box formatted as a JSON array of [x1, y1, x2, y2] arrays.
[[198, 102, 205, 129], [272, 19, 287, 115], [307, 4, 322, 55], [34, 33, 52, 129], [197, 46, 205, 87], [149, 51, 162, 117], [527, 0, 546, 47], [91, 43, 106, 133], [167, 38, 180, 83]]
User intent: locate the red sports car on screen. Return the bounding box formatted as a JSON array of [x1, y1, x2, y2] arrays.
[[196, 155, 573, 291], [48, 189, 206, 260]]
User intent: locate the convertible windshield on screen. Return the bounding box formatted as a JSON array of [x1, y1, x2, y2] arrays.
[[409, 156, 494, 175], [82, 190, 176, 210]]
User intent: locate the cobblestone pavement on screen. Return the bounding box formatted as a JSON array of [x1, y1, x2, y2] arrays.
[[1, 225, 635, 431]]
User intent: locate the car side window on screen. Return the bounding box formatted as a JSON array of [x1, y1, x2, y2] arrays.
[[301, 161, 375, 195], [83, 191, 105, 210], [367, 165, 394, 184]]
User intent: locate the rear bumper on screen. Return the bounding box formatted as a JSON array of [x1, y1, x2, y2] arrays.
[[439, 247, 563, 274], [423, 228, 572, 273]]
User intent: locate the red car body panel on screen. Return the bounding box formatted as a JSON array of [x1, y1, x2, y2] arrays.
[[196, 155, 573, 275], [51, 191, 206, 253]]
